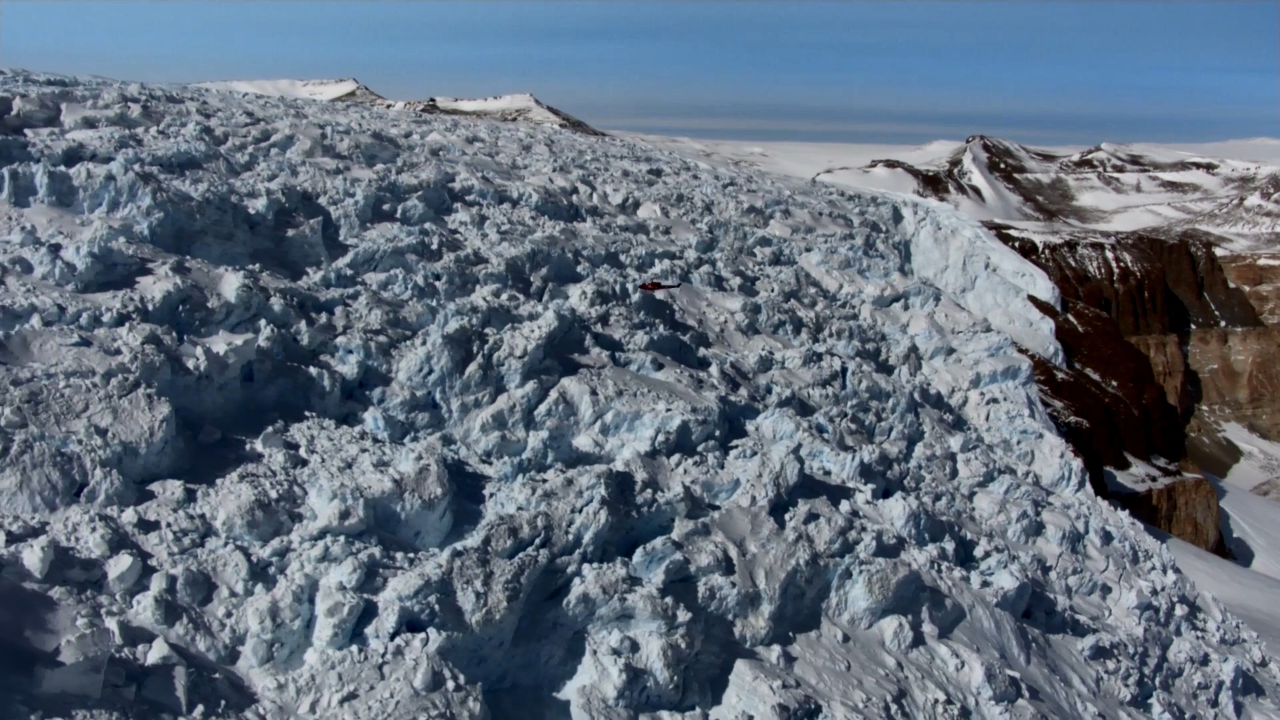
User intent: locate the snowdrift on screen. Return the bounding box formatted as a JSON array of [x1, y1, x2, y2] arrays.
[[0, 69, 1277, 718]]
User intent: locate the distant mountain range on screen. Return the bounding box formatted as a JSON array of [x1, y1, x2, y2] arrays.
[[651, 133, 1280, 253], [193, 77, 605, 136]]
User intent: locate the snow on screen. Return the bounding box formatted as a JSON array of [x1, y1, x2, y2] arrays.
[[1218, 422, 1280, 493], [1, 68, 1279, 718], [625, 133, 964, 181], [1104, 454, 1185, 494], [1152, 139, 1280, 166], [193, 78, 370, 102], [819, 165, 921, 195], [639, 134, 1280, 249], [431, 93, 566, 126], [1166, 535, 1280, 660], [1215, 475, 1280, 583]]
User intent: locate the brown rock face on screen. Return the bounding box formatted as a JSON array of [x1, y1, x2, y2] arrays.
[[1183, 414, 1244, 481], [1187, 327, 1280, 440], [993, 227, 1262, 336], [1111, 475, 1232, 558], [993, 226, 1262, 556], [1128, 334, 1196, 423], [1027, 297, 1185, 497], [1220, 253, 1280, 325], [1026, 355, 1127, 498], [1047, 299, 1185, 461]]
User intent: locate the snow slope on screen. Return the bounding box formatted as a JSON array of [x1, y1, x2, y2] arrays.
[[1165, 535, 1280, 657], [1218, 422, 1280, 495], [429, 94, 573, 127], [1188, 424, 1280, 584], [1215, 476, 1280, 583], [0, 68, 1278, 718], [624, 134, 967, 184]]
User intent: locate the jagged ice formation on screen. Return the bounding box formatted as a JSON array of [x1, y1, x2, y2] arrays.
[[0, 69, 1276, 719]]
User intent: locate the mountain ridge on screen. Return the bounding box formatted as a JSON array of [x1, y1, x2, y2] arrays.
[[193, 77, 606, 136], [841, 134, 1280, 246]]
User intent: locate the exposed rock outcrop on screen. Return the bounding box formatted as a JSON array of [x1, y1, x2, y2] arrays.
[[1025, 297, 1184, 491], [1220, 253, 1280, 325], [1024, 302, 1237, 558], [1110, 474, 1232, 558], [1128, 333, 1196, 422], [1188, 327, 1280, 440], [993, 225, 1262, 337]]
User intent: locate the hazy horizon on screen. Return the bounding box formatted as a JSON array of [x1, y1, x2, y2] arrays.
[[3, 1, 1275, 145]]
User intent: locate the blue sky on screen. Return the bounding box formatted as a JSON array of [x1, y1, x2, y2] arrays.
[[2, 1, 1275, 144]]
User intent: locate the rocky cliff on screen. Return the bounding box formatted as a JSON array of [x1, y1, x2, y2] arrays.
[[1188, 327, 1280, 440], [992, 225, 1262, 336], [1220, 254, 1280, 325], [1110, 474, 1233, 557], [990, 224, 1269, 556], [1127, 334, 1196, 422], [1025, 296, 1184, 482]]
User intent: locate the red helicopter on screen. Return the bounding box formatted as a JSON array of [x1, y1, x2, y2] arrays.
[[639, 281, 682, 292]]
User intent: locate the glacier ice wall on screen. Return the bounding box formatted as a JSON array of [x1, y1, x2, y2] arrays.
[[0, 69, 1275, 719]]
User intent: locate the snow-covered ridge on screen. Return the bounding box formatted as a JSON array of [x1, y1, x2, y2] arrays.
[[194, 77, 604, 135], [1, 68, 1278, 718], [193, 78, 371, 102], [637, 133, 1280, 252]]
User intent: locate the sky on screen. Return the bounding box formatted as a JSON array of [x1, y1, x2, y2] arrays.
[[1, 1, 1275, 145]]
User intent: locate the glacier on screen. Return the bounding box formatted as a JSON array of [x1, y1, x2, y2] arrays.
[[0, 68, 1276, 719]]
